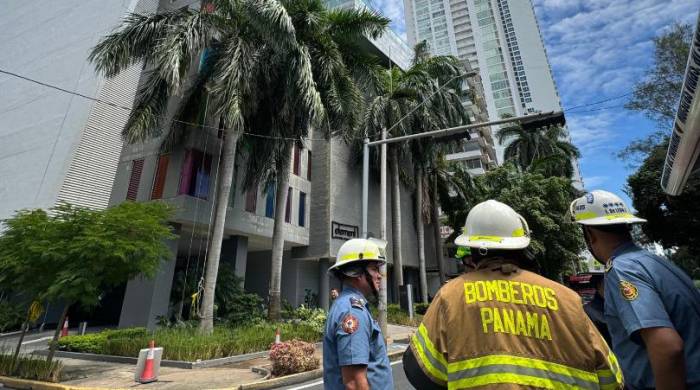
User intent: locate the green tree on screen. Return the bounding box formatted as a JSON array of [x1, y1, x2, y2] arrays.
[[0, 202, 175, 362], [625, 23, 692, 129], [241, 0, 389, 320], [88, 0, 330, 332], [626, 138, 700, 279], [620, 23, 692, 166], [440, 164, 584, 279], [497, 124, 580, 178]]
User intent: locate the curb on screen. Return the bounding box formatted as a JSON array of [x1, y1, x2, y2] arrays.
[[233, 348, 406, 390], [32, 349, 269, 370], [0, 376, 113, 390]]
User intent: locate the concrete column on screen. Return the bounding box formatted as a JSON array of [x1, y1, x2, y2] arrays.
[[221, 235, 248, 285], [319, 258, 330, 310], [118, 225, 180, 330]]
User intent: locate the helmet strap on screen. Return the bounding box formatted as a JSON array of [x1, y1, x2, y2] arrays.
[[363, 267, 379, 300]]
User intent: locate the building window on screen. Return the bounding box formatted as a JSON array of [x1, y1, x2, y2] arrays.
[[127, 159, 144, 201], [151, 154, 170, 200], [465, 158, 482, 170], [285, 187, 292, 223], [307, 150, 312, 180], [245, 187, 257, 213], [178, 149, 212, 199], [298, 192, 306, 227], [265, 183, 275, 218], [293, 144, 301, 176]]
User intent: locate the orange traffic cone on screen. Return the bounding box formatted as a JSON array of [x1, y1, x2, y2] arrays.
[[139, 340, 157, 384], [275, 327, 281, 344], [60, 317, 69, 338]]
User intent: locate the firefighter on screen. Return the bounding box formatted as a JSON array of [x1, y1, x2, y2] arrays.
[[322, 238, 393, 390], [571, 190, 700, 389], [403, 199, 623, 389]]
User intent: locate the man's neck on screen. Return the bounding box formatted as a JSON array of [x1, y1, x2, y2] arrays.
[[603, 239, 634, 262]]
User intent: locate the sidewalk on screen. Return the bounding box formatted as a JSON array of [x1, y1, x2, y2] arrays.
[[2, 324, 416, 390]]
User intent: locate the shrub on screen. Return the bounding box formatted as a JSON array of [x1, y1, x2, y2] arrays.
[[269, 340, 318, 376], [0, 301, 24, 333], [56, 323, 321, 361], [414, 303, 430, 315], [0, 351, 63, 382], [289, 305, 327, 334]]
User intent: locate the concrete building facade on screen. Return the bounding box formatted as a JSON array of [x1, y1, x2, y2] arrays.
[[404, 0, 583, 187], [1, 0, 440, 329]]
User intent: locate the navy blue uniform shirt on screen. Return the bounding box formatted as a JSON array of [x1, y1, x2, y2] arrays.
[[604, 242, 700, 390], [323, 286, 393, 390]]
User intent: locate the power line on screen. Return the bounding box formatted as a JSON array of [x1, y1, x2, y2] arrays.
[[0, 68, 326, 142], [564, 92, 632, 112], [566, 104, 626, 114]]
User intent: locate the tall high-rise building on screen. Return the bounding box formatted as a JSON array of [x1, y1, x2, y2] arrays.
[[404, 0, 583, 187]]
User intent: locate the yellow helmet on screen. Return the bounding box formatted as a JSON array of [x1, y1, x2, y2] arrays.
[[328, 238, 387, 274], [570, 190, 646, 226]]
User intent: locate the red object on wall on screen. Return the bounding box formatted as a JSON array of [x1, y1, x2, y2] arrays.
[[127, 159, 144, 201], [151, 154, 170, 200]]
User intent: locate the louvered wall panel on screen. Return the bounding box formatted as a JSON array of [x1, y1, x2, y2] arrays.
[[55, 0, 159, 209]]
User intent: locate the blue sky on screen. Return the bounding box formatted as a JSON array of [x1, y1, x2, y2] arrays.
[[374, 0, 698, 205]]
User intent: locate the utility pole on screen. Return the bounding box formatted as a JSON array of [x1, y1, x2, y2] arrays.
[[378, 128, 388, 334]]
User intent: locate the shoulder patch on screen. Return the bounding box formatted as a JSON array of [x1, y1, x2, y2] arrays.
[[619, 280, 638, 301], [341, 313, 360, 334], [350, 297, 366, 309]]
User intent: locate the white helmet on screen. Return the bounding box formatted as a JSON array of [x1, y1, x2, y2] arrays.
[[328, 238, 387, 274], [570, 190, 646, 226], [454, 200, 531, 250]]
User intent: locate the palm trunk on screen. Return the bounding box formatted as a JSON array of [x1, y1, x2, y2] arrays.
[[46, 304, 70, 364], [267, 148, 292, 321], [415, 168, 428, 303], [11, 320, 29, 373], [389, 147, 403, 300], [431, 175, 446, 284], [199, 130, 239, 334]]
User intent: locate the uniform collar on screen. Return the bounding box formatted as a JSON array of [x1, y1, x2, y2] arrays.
[[609, 241, 638, 262], [341, 286, 367, 302]]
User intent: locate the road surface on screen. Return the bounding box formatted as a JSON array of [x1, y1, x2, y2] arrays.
[[277, 359, 413, 390]]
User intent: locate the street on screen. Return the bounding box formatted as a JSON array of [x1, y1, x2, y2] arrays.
[[277, 359, 412, 390]]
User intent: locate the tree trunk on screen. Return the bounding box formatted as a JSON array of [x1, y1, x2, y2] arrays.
[[431, 174, 446, 284], [199, 130, 239, 334], [415, 168, 428, 303], [268, 148, 292, 321], [389, 147, 403, 298], [46, 304, 70, 364], [11, 321, 29, 373]]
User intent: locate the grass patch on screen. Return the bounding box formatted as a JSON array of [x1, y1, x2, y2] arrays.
[[371, 304, 423, 327], [57, 323, 321, 362], [0, 351, 63, 382]]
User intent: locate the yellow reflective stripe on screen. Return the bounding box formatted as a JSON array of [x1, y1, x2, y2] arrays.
[[575, 212, 598, 221], [607, 351, 624, 385], [605, 213, 635, 220], [411, 334, 447, 382], [448, 372, 575, 390], [468, 235, 503, 242], [512, 227, 525, 237], [418, 324, 448, 367], [447, 354, 598, 384], [338, 251, 379, 261]]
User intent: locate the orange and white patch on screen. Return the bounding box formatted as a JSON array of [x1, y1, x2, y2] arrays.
[[341, 314, 359, 334], [619, 280, 638, 301]]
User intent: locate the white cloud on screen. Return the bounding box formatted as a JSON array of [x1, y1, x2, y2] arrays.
[[372, 0, 407, 39]]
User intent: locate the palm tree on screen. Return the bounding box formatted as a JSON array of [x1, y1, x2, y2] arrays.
[[88, 0, 323, 333], [241, 0, 389, 321], [497, 124, 580, 178]]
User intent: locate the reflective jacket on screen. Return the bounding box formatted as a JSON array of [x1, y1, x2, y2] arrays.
[[409, 260, 624, 389]]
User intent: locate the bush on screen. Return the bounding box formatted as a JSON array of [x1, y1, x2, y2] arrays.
[[269, 340, 319, 376], [414, 303, 430, 315], [0, 351, 63, 382], [0, 301, 24, 333], [56, 323, 321, 362], [287, 305, 327, 334], [375, 304, 423, 327]]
